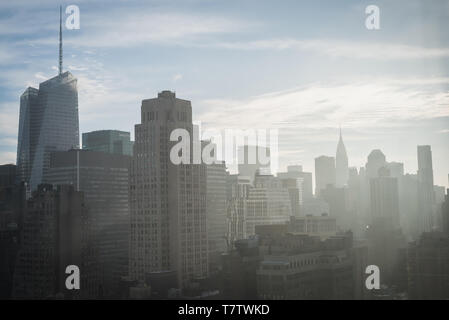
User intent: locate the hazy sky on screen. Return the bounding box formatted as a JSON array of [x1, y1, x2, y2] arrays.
[[0, 0, 448, 187]]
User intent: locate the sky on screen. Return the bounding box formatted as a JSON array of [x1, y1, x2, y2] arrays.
[[0, 0, 448, 188]]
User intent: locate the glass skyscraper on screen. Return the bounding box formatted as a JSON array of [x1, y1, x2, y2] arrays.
[[16, 72, 79, 190], [16, 10, 79, 191]]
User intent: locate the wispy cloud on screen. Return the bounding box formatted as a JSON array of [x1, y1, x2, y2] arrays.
[[214, 39, 449, 60]]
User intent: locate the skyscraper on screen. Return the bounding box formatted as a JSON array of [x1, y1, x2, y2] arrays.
[[336, 129, 349, 187], [16, 9, 79, 190], [314, 156, 336, 196], [82, 130, 133, 156], [45, 149, 131, 298], [129, 91, 208, 291], [417, 145, 436, 232]]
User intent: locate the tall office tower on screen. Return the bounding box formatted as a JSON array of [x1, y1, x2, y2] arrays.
[[45, 149, 131, 298], [417, 145, 436, 232], [12, 184, 87, 299], [245, 174, 291, 236], [16, 11, 79, 190], [238, 145, 271, 185], [226, 174, 251, 244], [335, 129, 349, 187], [314, 156, 336, 196], [365, 149, 386, 179], [205, 160, 227, 271], [129, 91, 208, 291], [82, 130, 133, 156]]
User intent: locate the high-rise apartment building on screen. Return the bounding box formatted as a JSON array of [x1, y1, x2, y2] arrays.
[[129, 91, 208, 291]]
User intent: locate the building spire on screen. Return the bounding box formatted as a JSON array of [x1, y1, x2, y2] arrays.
[[59, 5, 63, 76]]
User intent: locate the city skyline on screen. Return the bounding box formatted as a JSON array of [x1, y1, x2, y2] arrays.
[[0, 0, 448, 188]]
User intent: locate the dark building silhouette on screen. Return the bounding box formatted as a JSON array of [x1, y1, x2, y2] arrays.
[[12, 184, 87, 299], [0, 164, 25, 299], [407, 232, 449, 299]]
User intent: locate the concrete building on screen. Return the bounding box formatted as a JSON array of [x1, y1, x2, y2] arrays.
[[82, 130, 133, 156], [129, 91, 208, 291], [256, 230, 355, 300], [288, 214, 337, 238], [45, 149, 131, 298]]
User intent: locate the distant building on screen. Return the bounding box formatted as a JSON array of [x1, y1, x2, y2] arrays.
[[82, 130, 133, 156], [365, 150, 386, 179], [314, 156, 336, 196], [246, 174, 291, 236], [417, 145, 436, 232], [238, 145, 271, 185], [336, 129, 349, 188], [205, 159, 227, 271], [278, 165, 313, 201], [288, 215, 337, 238]]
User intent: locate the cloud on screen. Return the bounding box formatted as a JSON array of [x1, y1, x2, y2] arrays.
[[173, 74, 183, 82], [197, 77, 449, 132], [0, 152, 16, 165], [214, 38, 449, 60]]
